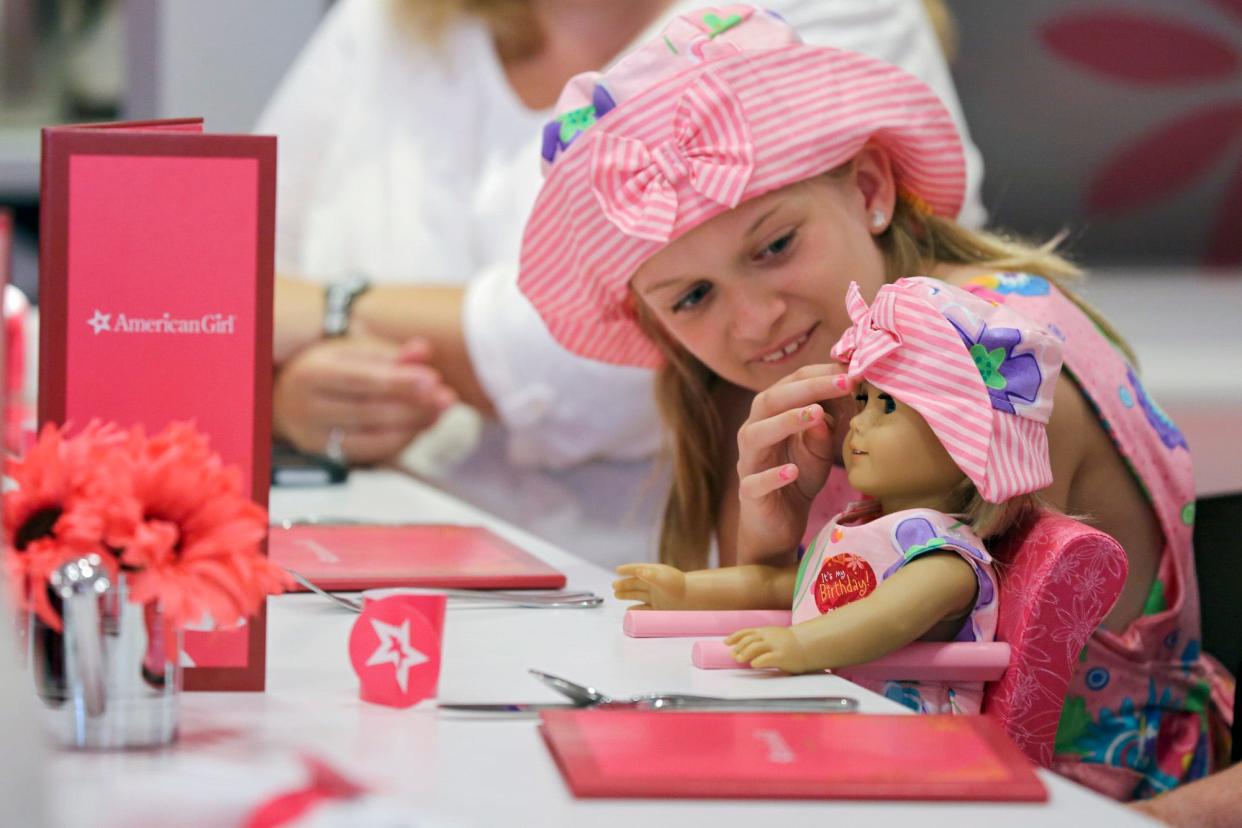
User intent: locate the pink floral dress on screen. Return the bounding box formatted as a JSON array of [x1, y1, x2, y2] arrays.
[[792, 502, 998, 715], [964, 272, 1235, 800]]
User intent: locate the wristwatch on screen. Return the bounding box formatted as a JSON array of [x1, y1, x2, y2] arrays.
[[322, 273, 370, 337]]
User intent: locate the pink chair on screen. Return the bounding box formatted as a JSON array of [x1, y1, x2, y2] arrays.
[[684, 510, 1128, 767], [983, 510, 1128, 766]]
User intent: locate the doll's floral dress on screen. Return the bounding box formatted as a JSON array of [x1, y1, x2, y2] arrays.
[[792, 502, 998, 715]]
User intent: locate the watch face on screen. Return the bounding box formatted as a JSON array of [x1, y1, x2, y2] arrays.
[[323, 276, 371, 337]]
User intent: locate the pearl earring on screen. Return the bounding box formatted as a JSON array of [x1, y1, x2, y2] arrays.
[[870, 209, 886, 230]]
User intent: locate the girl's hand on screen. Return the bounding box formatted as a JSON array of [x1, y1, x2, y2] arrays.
[[735, 364, 853, 564], [725, 626, 813, 673], [612, 563, 688, 610]]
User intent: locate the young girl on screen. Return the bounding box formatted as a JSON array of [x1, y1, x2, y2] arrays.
[[615, 276, 1065, 716], [518, 5, 1232, 799]]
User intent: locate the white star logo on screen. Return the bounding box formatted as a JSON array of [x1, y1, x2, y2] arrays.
[[87, 310, 111, 335], [365, 618, 428, 693]]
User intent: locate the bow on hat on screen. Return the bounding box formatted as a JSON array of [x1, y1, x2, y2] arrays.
[[590, 71, 754, 243], [830, 282, 906, 377], [831, 281, 998, 498]]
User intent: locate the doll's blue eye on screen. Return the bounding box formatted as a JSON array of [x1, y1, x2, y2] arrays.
[[879, 394, 896, 414]]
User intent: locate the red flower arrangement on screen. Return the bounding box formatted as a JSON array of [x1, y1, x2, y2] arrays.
[[4, 420, 289, 632]]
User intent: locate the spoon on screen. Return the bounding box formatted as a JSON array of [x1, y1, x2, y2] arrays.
[[526, 669, 858, 713]]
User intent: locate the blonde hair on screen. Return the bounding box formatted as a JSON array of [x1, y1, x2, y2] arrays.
[[640, 172, 1133, 569], [394, 0, 539, 61], [945, 480, 1047, 541]]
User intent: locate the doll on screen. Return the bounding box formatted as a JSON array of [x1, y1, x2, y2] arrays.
[[614, 277, 1064, 714]]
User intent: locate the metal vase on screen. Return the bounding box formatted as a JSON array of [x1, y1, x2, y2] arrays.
[[29, 555, 180, 748]]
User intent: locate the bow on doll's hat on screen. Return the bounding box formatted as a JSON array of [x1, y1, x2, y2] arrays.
[[831, 278, 1063, 503]]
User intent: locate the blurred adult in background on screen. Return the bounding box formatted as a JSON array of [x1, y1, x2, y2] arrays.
[[260, 0, 985, 564]]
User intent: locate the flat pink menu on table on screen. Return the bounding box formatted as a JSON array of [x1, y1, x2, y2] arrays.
[[271, 524, 567, 591], [39, 119, 274, 691], [540, 710, 1047, 801]]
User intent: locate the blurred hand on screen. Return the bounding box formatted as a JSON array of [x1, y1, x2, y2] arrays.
[[273, 335, 457, 466], [612, 563, 689, 610], [735, 364, 854, 563]]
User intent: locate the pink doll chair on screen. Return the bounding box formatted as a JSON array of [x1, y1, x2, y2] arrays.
[[685, 510, 1128, 766], [983, 510, 1129, 766]]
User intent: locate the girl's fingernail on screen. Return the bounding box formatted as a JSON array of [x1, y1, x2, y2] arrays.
[[800, 405, 819, 423], [835, 375, 850, 391], [779, 464, 796, 481]]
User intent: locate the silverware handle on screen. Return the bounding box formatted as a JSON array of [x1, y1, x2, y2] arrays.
[[439, 589, 598, 602], [652, 696, 857, 712]]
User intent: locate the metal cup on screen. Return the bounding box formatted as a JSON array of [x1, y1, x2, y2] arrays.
[[29, 555, 180, 748]]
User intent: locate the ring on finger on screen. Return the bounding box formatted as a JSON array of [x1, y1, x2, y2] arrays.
[[323, 426, 347, 463]]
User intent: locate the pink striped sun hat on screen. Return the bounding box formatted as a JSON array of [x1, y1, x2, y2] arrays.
[[519, 5, 967, 368], [831, 277, 1064, 503]]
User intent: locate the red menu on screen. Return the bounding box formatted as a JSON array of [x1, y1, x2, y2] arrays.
[[540, 710, 1047, 801], [271, 524, 567, 591], [39, 119, 274, 691]]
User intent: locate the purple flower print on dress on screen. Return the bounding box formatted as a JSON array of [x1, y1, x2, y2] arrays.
[[888, 518, 992, 594], [1127, 366, 1188, 451], [948, 319, 1044, 415], [886, 516, 995, 643], [541, 84, 618, 165]]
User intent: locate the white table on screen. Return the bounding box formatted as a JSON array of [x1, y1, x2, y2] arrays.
[[47, 470, 1157, 827]]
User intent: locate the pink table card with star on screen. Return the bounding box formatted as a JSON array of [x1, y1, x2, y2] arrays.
[[349, 594, 446, 708], [38, 118, 274, 691]]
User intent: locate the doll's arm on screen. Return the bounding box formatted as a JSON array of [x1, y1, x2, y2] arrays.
[[725, 551, 977, 673], [613, 563, 797, 611]]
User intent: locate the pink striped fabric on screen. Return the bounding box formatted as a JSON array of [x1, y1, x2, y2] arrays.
[[518, 6, 967, 368], [830, 278, 1063, 503]]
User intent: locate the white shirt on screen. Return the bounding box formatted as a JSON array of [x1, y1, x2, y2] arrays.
[[256, 0, 986, 566]]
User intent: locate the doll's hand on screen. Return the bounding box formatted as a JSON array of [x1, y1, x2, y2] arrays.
[[736, 365, 853, 564], [612, 563, 688, 610], [725, 626, 815, 673]]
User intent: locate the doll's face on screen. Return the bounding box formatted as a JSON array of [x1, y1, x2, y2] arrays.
[[629, 147, 895, 393], [844, 381, 966, 514]]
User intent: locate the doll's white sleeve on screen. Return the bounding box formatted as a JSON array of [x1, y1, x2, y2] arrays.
[[462, 262, 662, 469], [768, 0, 987, 228]]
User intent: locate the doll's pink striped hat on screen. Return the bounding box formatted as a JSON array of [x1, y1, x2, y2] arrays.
[[832, 277, 1064, 503], [519, 5, 967, 368]]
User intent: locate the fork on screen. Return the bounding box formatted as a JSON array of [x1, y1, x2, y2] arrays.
[[527, 669, 858, 712], [285, 568, 603, 611]]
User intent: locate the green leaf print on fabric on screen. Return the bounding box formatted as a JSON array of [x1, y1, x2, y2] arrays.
[[791, 537, 818, 612], [969, 344, 1009, 390], [703, 12, 743, 37], [1143, 579, 1168, 616], [1183, 680, 1211, 716], [903, 537, 947, 559], [557, 105, 597, 144], [1181, 502, 1195, 526], [1055, 695, 1093, 755]]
